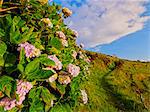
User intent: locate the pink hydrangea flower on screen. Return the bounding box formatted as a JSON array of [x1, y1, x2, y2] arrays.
[[16, 80, 33, 105], [0, 98, 16, 111], [61, 39, 68, 47], [48, 55, 62, 70], [56, 31, 66, 40], [18, 42, 41, 58], [0, 80, 33, 110], [67, 64, 80, 77], [58, 75, 71, 85], [72, 50, 77, 59], [80, 90, 88, 104], [47, 74, 58, 83], [79, 51, 85, 59], [41, 18, 53, 28], [62, 7, 72, 17], [72, 30, 78, 37], [4, 99, 16, 111]]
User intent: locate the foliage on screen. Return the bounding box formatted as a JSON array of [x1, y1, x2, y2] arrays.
[[0, 0, 90, 111]]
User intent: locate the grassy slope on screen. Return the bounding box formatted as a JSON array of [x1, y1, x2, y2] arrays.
[[78, 51, 150, 112]]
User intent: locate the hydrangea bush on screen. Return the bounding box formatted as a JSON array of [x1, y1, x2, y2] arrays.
[[0, 0, 90, 111]]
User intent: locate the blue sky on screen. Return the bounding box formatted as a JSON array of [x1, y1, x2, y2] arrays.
[[51, 0, 150, 61]]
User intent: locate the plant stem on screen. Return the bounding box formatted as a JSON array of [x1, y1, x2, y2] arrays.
[[0, 6, 18, 12]]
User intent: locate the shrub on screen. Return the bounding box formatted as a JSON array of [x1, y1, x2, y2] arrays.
[[0, 0, 90, 111]]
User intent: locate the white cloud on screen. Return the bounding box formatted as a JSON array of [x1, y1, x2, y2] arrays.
[[58, 0, 150, 48]]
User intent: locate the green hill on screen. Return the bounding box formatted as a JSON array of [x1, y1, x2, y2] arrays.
[[77, 51, 150, 112]]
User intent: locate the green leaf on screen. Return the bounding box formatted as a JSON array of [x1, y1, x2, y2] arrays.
[[12, 16, 21, 26], [0, 106, 5, 112], [25, 57, 54, 80], [56, 84, 66, 95], [29, 98, 44, 112], [0, 28, 5, 37], [41, 87, 56, 104], [25, 58, 40, 75], [7, 107, 19, 112], [29, 87, 44, 112], [29, 87, 42, 100], [17, 64, 24, 73], [21, 27, 34, 43], [10, 29, 21, 44], [27, 69, 54, 81], [0, 75, 14, 97], [4, 53, 16, 67], [6, 15, 13, 26], [0, 56, 4, 66], [49, 37, 62, 49], [50, 104, 72, 112], [0, 41, 7, 57], [19, 48, 25, 65], [39, 55, 55, 66]]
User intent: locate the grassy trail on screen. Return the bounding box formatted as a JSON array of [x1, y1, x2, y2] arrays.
[[77, 51, 150, 112]]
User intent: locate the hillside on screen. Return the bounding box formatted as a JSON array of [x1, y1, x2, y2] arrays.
[[77, 51, 150, 112]]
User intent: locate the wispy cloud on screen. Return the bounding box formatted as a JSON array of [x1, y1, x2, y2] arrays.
[[57, 0, 150, 48]]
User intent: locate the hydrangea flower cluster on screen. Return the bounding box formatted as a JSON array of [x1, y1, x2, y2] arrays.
[[56, 31, 68, 47], [56, 31, 66, 40], [0, 97, 16, 111], [58, 75, 71, 85], [62, 7, 72, 17], [38, 0, 48, 5], [61, 39, 68, 47], [72, 30, 78, 37], [80, 90, 88, 104], [67, 64, 80, 77], [72, 50, 77, 59], [41, 18, 53, 28], [48, 55, 62, 70], [0, 80, 33, 111], [78, 51, 85, 59], [18, 42, 41, 58], [16, 80, 33, 105]]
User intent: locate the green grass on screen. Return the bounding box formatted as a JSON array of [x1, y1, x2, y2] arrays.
[[77, 51, 150, 112]]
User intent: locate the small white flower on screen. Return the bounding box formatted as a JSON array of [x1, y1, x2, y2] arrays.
[[80, 90, 88, 104]]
